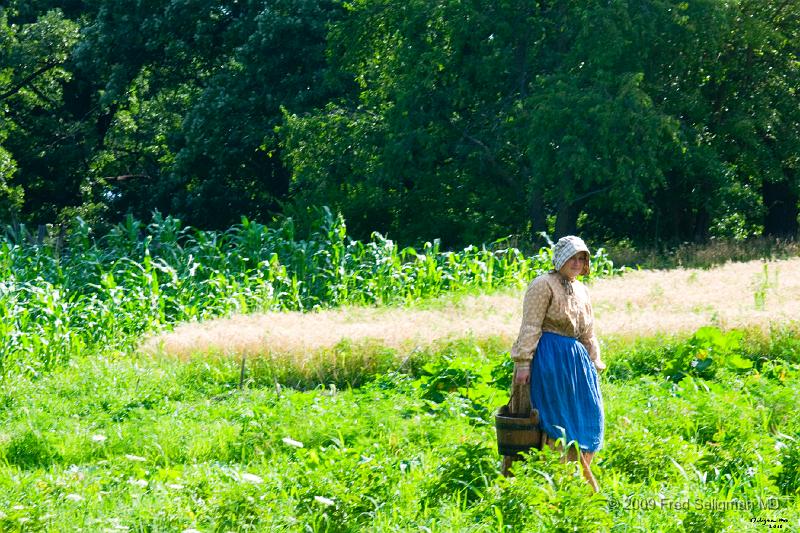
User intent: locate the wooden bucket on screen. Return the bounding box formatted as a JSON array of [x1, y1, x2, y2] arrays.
[[495, 403, 541, 457]]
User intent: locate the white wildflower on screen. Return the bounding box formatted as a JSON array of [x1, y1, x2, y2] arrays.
[[124, 454, 147, 462], [106, 517, 129, 531], [65, 493, 84, 502], [241, 473, 263, 484], [282, 437, 304, 448], [92, 434, 107, 443], [314, 496, 335, 506]]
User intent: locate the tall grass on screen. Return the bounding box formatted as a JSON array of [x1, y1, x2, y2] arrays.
[[0, 209, 616, 375], [1, 210, 798, 530], [0, 329, 797, 531], [607, 236, 800, 270]]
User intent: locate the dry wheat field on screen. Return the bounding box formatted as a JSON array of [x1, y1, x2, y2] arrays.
[[145, 257, 800, 360]]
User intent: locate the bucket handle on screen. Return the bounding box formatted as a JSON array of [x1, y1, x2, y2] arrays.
[[503, 383, 538, 423]]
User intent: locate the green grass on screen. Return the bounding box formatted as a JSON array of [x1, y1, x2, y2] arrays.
[[0, 329, 798, 531], [2, 215, 797, 530]]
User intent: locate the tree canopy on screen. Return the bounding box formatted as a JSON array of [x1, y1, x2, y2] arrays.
[[0, 0, 798, 247]]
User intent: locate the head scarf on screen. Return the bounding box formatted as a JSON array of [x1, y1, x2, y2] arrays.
[[553, 236, 590, 277]]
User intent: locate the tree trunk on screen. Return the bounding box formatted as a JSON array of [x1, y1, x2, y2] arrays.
[[528, 185, 548, 246], [95, 103, 118, 149], [555, 200, 579, 238], [693, 205, 711, 243], [763, 177, 799, 238]]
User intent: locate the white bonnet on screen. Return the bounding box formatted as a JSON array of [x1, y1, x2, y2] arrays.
[[553, 236, 590, 275]]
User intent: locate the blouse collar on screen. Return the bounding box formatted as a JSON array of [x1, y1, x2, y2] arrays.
[[553, 270, 575, 295]]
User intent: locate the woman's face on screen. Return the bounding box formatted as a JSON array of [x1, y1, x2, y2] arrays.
[[559, 251, 588, 280]]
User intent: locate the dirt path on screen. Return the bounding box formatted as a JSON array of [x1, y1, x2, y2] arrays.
[[144, 257, 800, 359]]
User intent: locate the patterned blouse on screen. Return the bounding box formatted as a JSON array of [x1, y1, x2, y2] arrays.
[[511, 271, 601, 369]]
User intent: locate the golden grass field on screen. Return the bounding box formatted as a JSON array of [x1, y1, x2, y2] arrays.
[[143, 257, 800, 360]]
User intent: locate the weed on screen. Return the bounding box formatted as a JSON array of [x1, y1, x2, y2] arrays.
[[0, 327, 796, 530], [424, 443, 499, 505], [3, 430, 59, 469], [1, 213, 799, 530], [663, 326, 751, 382], [754, 262, 771, 310], [775, 435, 800, 496]]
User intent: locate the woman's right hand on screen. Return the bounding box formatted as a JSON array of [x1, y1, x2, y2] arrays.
[[513, 366, 530, 384]]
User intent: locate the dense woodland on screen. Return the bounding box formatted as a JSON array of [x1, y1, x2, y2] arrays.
[[0, 0, 798, 247]]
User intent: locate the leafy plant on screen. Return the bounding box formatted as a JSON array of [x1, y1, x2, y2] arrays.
[[0, 211, 620, 375], [0, 326, 798, 530], [3, 430, 59, 469], [663, 326, 752, 382], [753, 262, 774, 310], [411, 350, 502, 422], [424, 443, 499, 505], [775, 435, 800, 496]]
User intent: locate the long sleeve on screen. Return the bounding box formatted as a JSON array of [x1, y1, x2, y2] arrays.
[[510, 277, 551, 369], [578, 300, 605, 370], [579, 322, 600, 362]]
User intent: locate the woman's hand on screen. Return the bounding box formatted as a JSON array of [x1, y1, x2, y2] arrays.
[[513, 366, 530, 384]]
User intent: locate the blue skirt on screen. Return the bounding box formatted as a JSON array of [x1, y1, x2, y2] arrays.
[[530, 332, 604, 452]]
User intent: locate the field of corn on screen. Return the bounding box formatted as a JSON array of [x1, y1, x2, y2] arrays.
[[0, 211, 798, 531]]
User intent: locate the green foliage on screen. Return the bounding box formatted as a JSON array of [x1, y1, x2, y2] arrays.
[[3, 430, 59, 469], [424, 442, 499, 505], [753, 262, 773, 310], [776, 435, 800, 496], [0, 8, 80, 221], [282, 0, 800, 245], [0, 211, 620, 375], [414, 352, 495, 405], [760, 326, 800, 366], [2, 0, 800, 247], [600, 425, 703, 484], [481, 451, 613, 531], [0, 327, 798, 529], [604, 335, 680, 381], [663, 326, 752, 382], [2, 0, 799, 248]]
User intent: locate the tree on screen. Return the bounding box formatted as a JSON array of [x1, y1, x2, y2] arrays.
[[75, 0, 345, 229], [718, 0, 800, 238], [282, 0, 681, 245], [1, 0, 796, 247], [283, 0, 546, 245], [633, 0, 800, 242], [0, 7, 80, 222]]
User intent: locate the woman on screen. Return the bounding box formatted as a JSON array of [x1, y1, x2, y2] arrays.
[[511, 235, 606, 491]]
